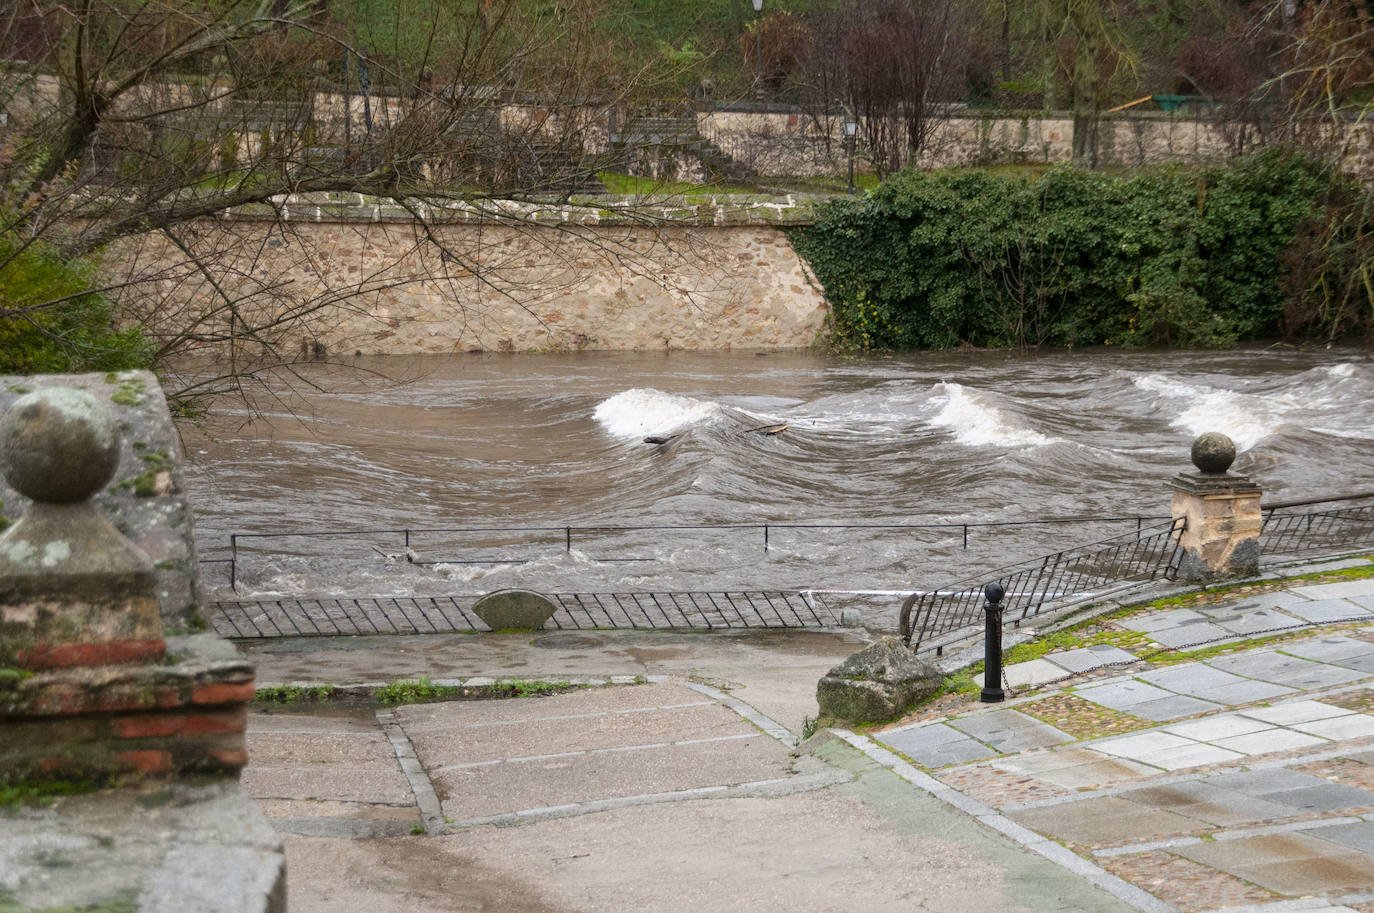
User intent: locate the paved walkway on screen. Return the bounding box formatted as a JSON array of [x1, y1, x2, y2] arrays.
[[237, 562, 1374, 913], [863, 573, 1374, 913]]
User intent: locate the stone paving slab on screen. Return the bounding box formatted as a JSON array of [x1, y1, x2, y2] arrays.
[[879, 724, 1000, 768], [247, 731, 399, 764], [1207, 607, 1310, 636], [1073, 679, 1178, 709], [1144, 622, 1238, 649], [1290, 580, 1374, 601], [1208, 651, 1369, 689], [397, 682, 709, 725], [399, 700, 743, 764], [1115, 781, 1296, 827], [1119, 610, 1209, 633], [1088, 730, 1246, 771], [947, 709, 1074, 753], [1045, 645, 1139, 674], [990, 748, 1159, 791], [1307, 820, 1374, 853], [1282, 598, 1374, 624], [1212, 728, 1327, 754], [242, 711, 416, 806], [1007, 795, 1198, 847], [429, 732, 789, 820], [1129, 695, 1227, 721], [1162, 712, 1272, 741], [1239, 700, 1354, 726], [1285, 636, 1374, 663], [973, 658, 1065, 689], [1290, 714, 1374, 740], [1174, 833, 1374, 895], [241, 762, 417, 805]]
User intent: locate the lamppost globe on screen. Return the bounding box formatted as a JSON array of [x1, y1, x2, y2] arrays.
[[752, 0, 764, 97], [843, 120, 858, 193]]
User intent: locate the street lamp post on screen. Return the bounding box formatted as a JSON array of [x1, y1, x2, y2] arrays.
[[844, 119, 858, 194], [752, 0, 764, 98]]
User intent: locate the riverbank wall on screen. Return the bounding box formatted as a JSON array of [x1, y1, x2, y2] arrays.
[[105, 195, 831, 356]]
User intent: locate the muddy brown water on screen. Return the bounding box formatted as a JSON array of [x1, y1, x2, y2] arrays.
[[181, 348, 1374, 619]]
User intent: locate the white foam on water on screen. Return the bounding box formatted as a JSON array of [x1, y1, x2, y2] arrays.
[[1131, 371, 1366, 451], [593, 388, 727, 440], [927, 382, 1055, 447]]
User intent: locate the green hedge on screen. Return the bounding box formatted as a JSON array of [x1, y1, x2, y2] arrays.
[[789, 149, 1370, 350]]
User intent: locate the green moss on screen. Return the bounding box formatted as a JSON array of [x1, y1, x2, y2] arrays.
[[0, 779, 97, 809], [183, 608, 208, 633], [108, 375, 146, 407], [114, 449, 173, 497], [5, 386, 29, 394]]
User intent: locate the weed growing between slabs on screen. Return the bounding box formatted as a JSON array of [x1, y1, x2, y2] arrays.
[[374, 676, 586, 706]]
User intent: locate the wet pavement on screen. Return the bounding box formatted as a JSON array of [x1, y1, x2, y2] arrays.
[[237, 559, 1374, 913]]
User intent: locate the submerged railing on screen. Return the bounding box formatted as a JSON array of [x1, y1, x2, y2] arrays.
[[201, 515, 1170, 591], [900, 518, 1188, 654], [201, 493, 1374, 642]]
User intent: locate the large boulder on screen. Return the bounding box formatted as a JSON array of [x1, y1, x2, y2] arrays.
[[816, 637, 942, 723]]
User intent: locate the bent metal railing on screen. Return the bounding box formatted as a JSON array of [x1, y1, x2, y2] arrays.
[[900, 519, 1187, 654], [900, 491, 1374, 655], [1260, 491, 1374, 556]]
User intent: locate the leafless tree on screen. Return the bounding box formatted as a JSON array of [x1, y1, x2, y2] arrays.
[[0, 0, 688, 412], [791, 0, 971, 178]]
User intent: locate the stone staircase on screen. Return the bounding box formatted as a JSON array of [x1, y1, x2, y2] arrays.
[[610, 115, 754, 184]]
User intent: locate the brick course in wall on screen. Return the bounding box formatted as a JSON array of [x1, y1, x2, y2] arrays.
[[0, 634, 254, 782]]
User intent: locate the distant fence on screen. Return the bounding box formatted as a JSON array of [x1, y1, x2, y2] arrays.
[[201, 514, 1172, 592]]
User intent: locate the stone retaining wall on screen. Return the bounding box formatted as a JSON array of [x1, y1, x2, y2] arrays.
[[105, 198, 831, 356]]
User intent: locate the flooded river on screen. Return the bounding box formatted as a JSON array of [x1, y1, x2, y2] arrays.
[[182, 348, 1374, 602]]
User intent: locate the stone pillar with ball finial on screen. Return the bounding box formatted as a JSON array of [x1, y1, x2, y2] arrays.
[[1169, 432, 1263, 582], [1, 385, 254, 783], [0, 387, 165, 669]]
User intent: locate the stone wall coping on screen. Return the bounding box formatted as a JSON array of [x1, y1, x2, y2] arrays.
[[213, 191, 822, 227], [0, 780, 284, 913]]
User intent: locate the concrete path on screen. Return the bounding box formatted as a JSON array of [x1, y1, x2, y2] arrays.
[[235, 562, 1374, 913]]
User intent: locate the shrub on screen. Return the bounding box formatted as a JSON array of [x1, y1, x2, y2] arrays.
[[790, 149, 1360, 350], [0, 234, 153, 375]]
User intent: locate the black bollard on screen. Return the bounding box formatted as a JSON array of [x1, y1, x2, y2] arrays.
[[980, 581, 1006, 703]]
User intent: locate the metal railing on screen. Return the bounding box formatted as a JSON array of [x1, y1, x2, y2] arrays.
[[900, 491, 1374, 655], [207, 514, 1170, 591], [1261, 491, 1374, 556], [208, 590, 837, 639], [900, 519, 1188, 653]]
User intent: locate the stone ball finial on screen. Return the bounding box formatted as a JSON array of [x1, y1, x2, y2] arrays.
[[1190, 432, 1236, 475], [1, 388, 122, 503]]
